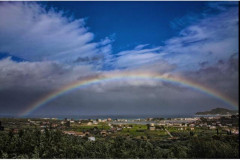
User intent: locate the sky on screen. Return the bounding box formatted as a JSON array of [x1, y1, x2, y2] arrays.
[[0, 1, 239, 117]]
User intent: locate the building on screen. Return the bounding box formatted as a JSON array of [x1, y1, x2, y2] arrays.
[[232, 129, 239, 135], [189, 124, 195, 127], [209, 126, 216, 130], [117, 127, 122, 131], [147, 118, 153, 121], [93, 121, 98, 125], [158, 123, 165, 126], [87, 122, 93, 126], [96, 119, 102, 122], [88, 137, 96, 141], [100, 130, 107, 136], [150, 123, 155, 127], [166, 123, 173, 126], [102, 119, 107, 122], [51, 123, 58, 128], [173, 123, 182, 127], [147, 123, 155, 130], [63, 131, 76, 135], [84, 131, 90, 136]]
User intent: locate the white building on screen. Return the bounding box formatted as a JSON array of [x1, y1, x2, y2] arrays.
[[88, 137, 96, 141], [209, 126, 216, 130], [87, 122, 93, 126]]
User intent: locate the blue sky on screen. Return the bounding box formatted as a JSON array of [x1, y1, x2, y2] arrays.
[[0, 1, 238, 116], [41, 1, 207, 53]]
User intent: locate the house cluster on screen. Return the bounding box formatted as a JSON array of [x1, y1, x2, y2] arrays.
[[142, 115, 239, 134], [99, 128, 122, 137], [63, 131, 96, 141], [191, 116, 236, 128], [23, 115, 239, 137], [24, 118, 66, 131], [62, 118, 114, 125]]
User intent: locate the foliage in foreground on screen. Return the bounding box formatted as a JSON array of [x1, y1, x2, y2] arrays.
[[0, 129, 239, 159]]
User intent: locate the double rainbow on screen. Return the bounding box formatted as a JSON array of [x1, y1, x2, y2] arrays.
[[20, 72, 238, 117]]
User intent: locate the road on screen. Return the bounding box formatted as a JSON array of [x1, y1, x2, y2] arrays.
[[164, 128, 173, 137]]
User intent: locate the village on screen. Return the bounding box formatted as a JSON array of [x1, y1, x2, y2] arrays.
[[0, 114, 239, 141]]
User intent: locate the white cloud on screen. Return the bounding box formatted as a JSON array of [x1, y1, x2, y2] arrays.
[[113, 46, 165, 69], [134, 44, 150, 50], [162, 5, 238, 70], [0, 2, 111, 64], [112, 3, 238, 71]]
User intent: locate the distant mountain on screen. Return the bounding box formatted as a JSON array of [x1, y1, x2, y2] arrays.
[[195, 108, 238, 115]]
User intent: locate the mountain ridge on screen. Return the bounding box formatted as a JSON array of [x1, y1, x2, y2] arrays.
[[195, 107, 238, 115]]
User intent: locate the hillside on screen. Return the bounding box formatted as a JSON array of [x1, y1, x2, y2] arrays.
[[195, 108, 238, 115]]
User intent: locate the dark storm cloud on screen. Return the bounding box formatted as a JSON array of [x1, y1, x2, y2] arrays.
[[0, 57, 102, 115], [0, 55, 238, 116], [0, 88, 48, 115], [183, 53, 239, 102], [30, 84, 230, 116], [0, 57, 98, 89]]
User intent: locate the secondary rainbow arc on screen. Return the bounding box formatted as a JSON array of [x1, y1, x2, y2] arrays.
[[20, 73, 239, 117]]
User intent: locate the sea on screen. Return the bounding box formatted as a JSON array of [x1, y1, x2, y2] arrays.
[[0, 114, 195, 119], [0, 114, 225, 120]]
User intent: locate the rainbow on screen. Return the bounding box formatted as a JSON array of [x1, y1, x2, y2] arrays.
[[20, 72, 238, 117]]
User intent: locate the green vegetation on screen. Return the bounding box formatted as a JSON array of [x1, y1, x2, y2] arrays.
[[0, 117, 239, 158], [116, 124, 167, 139], [0, 128, 238, 158], [70, 123, 111, 132]]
